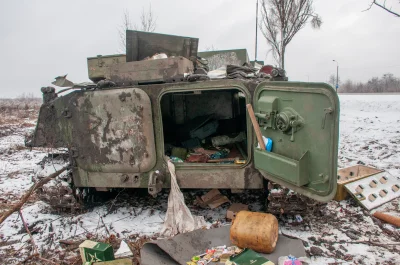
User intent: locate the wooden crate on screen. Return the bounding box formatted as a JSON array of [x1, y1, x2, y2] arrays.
[[106, 56, 194, 85], [334, 165, 383, 201]]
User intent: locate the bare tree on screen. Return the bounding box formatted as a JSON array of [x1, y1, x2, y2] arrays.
[[118, 9, 133, 53], [259, 0, 322, 69], [328, 74, 336, 87], [328, 74, 341, 87], [118, 5, 157, 52], [134, 5, 157, 32], [204, 45, 218, 51], [339, 73, 400, 93], [363, 0, 400, 17]]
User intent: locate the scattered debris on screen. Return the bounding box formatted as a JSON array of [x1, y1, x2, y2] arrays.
[[345, 171, 400, 210], [0, 166, 68, 225], [207, 66, 227, 79], [372, 211, 400, 227], [79, 240, 115, 263], [211, 132, 246, 147], [141, 224, 306, 265], [115, 240, 134, 258], [195, 189, 231, 209], [170, 147, 188, 161], [226, 64, 258, 79], [185, 153, 209, 163], [228, 248, 274, 265], [267, 183, 323, 215], [308, 246, 324, 256], [226, 203, 249, 220], [160, 160, 206, 237], [278, 255, 310, 265]]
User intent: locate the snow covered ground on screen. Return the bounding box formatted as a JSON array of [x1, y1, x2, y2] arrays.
[[0, 94, 399, 265]]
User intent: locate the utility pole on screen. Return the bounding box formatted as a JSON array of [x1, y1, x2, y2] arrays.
[[255, 0, 259, 62], [333, 60, 339, 92]]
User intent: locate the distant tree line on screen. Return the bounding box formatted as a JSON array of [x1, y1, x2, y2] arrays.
[[331, 73, 400, 93]]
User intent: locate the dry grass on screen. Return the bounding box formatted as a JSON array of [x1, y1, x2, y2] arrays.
[[0, 98, 41, 126]]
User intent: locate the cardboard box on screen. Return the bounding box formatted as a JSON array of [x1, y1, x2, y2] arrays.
[[226, 203, 249, 220], [334, 165, 383, 201], [79, 240, 115, 263], [196, 189, 230, 209]]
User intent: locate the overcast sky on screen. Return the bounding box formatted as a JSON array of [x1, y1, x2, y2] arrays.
[[1, 0, 399, 98]]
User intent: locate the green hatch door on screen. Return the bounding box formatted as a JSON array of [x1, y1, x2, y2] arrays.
[[253, 82, 340, 202]]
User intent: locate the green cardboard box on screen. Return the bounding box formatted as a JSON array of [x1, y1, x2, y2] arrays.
[[79, 240, 115, 263], [228, 248, 275, 265]]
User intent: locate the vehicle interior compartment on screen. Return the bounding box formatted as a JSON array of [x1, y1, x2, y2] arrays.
[[160, 89, 248, 164]]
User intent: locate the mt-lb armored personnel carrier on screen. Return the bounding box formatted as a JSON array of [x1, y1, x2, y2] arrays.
[[30, 30, 339, 209]]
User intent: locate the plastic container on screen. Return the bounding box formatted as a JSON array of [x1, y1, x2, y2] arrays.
[[265, 137, 273, 152], [230, 211, 279, 254], [257, 136, 273, 152]]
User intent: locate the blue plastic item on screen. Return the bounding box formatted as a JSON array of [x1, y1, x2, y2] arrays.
[[257, 136, 273, 152], [265, 137, 273, 152]]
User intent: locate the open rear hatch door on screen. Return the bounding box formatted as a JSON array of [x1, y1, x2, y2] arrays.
[[253, 82, 340, 202]]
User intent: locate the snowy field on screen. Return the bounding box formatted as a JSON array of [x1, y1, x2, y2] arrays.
[[0, 94, 399, 265]]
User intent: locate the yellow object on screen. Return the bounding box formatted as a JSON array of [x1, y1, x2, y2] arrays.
[[234, 159, 246, 164], [230, 211, 278, 254], [335, 165, 382, 201]]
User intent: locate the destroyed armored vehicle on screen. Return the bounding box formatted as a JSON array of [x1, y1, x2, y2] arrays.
[[29, 31, 339, 211]]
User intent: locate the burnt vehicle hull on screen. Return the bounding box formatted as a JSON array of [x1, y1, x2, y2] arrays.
[[32, 79, 339, 203]]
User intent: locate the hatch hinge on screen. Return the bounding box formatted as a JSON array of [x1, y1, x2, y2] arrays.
[[148, 170, 163, 197], [321, 107, 333, 129]]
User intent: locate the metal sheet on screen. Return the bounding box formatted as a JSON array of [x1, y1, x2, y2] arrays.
[[126, 30, 198, 62], [72, 88, 157, 173], [141, 225, 306, 265], [345, 172, 400, 210], [198, 49, 250, 71]]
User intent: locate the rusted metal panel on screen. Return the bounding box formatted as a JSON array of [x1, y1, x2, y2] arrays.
[[73, 168, 142, 188], [87, 54, 126, 82], [174, 165, 263, 189], [126, 30, 198, 62], [107, 57, 194, 85]]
